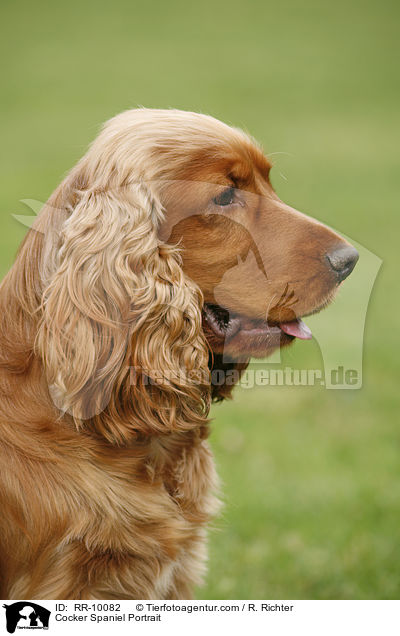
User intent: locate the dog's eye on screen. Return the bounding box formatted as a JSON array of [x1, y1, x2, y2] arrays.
[[213, 187, 236, 207]]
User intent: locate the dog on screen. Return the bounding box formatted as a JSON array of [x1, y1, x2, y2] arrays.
[[0, 109, 358, 598]]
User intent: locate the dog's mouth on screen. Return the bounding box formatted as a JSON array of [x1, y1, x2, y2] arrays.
[[202, 302, 312, 356]]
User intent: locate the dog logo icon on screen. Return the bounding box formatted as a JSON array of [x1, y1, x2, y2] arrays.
[[3, 602, 50, 633]]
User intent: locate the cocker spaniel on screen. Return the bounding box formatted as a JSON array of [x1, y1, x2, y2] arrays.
[[0, 109, 358, 599]]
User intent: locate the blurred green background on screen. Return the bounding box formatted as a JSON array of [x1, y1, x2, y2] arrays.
[[1, 0, 399, 599]]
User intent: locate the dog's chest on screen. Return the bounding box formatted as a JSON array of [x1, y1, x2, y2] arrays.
[[62, 434, 219, 554]]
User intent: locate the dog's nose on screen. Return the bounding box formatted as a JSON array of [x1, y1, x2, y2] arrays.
[[326, 244, 359, 282]]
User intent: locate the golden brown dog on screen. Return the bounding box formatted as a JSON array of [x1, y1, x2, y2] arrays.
[[0, 109, 358, 598]]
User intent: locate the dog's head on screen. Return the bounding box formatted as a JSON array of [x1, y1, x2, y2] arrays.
[[157, 122, 358, 360], [13, 109, 357, 439]]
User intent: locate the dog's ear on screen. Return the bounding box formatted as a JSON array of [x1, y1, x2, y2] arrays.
[[36, 181, 210, 442]]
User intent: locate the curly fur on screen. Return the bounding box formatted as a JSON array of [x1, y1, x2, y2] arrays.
[[0, 110, 225, 599], [0, 108, 355, 599]]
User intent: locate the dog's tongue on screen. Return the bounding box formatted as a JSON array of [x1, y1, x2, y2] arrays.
[[279, 318, 312, 340]]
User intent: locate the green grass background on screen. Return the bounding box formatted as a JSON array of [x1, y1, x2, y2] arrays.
[[1, 0, 399, 599]]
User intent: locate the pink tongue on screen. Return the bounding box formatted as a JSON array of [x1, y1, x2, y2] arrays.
[[279, 318, 312, 340]]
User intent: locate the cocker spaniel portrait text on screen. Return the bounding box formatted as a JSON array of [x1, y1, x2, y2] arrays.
[[0, 109, 358, 599]]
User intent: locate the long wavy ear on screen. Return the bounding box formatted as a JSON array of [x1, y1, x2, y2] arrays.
[[36, 181, 210, 442]]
